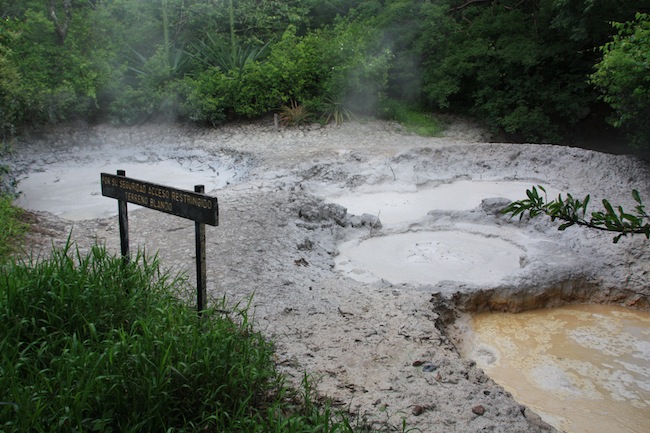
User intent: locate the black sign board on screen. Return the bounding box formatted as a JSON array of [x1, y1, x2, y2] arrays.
[[101, 173, 218, 226], [101, 170, 218, 314]]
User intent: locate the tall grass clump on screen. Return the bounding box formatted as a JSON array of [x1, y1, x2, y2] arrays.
[[0, 242, 359, 432], [0, 195, 28, 262], [380, 99, 443, 137]]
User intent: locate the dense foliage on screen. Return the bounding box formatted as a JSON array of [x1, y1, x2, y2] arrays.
[[591, 13, 650, 147], [0, 0, 648, 145], [0, 243, 360, 432], [0, 194, 27, 261]]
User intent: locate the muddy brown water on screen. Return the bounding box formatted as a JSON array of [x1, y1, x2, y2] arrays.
[[459, 304, 650, 433]]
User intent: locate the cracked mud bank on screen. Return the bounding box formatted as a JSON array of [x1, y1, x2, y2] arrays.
[[9, 120, 650, 432]]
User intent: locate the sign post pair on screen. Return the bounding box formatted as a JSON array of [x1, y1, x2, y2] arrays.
[[101, 170, 219, 314]]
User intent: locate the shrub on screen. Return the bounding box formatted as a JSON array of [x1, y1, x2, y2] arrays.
[[0, 194, 27, 262], [319, 95, 354, 125], [183, 71, 230, 125], [0, 243, 362, 432], [279, 100, 313, 126], [183, 22, 394, 123], [0, 29, 23, 139], [0, 244, 277, 431], [380, 99, 442, 136], [591, 13, 650, 148], [317, 20, 393, 117], [2, 10, 110, 126]]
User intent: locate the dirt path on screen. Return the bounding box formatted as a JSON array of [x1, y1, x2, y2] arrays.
[[11, 119, 650, 432]]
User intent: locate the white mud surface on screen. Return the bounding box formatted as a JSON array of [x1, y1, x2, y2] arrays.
[[336, 231, 524, 285], [325, 180, 561, 225], [8, 119, 650, 432]]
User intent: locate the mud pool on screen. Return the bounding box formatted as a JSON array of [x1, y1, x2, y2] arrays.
[[335, 230, 524, 285], [328, 181, 553, 287], [13, 145, 244, 220], [327, 180, 560, 225], [7, 120, 650, 433], [458, 305, 650, 433]]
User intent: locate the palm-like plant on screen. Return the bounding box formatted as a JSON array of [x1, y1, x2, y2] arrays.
[[321, 95, 354, 125], [279, 100, 313, 126], [187, 33, 272, 73]]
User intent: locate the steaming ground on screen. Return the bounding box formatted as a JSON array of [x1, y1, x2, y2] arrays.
[[10, 119, 650, 432]]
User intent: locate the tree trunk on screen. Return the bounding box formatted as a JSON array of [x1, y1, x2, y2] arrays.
[[162, 0, 171, 70], [229, 0, 236, 66], [48, 0, 72, 45]]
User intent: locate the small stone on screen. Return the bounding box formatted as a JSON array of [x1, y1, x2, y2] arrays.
[[522, 407, 552, 430], [412, 405, 425, 416], [422, 363, 437, 373], [472, 405, 486, 416], [480, 197, 512, 215], [412, 360, 425, 367]]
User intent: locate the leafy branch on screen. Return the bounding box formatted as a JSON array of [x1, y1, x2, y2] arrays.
[[502, 186, 650, 243]]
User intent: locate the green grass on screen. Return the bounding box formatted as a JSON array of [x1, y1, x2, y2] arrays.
[[0, 194, 28, 262], [380, 99, 443, 137], [0, 242, 362, 432]]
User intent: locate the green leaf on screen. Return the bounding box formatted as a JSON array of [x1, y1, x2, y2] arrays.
[[603, 199, 616, 216], [582, 195, 590, 215], [526, 188, 537, 200]]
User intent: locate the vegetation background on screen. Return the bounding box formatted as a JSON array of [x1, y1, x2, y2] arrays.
[[1, 2, 649, 430], [0, 0, 648, 147]]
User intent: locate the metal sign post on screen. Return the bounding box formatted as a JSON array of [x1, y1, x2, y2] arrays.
[[117, 170, 130, 264], [101, 171, 219, 313], [194, 185, 207, 314]]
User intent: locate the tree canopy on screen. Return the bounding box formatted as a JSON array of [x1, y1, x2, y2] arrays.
[[0, 0, 648, 147], [591, 12, 650, 147]]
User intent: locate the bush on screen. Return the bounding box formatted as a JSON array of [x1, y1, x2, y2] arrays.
[[316, 20, 393, 117], [4, 11, 98, 123], [280, 100, 314, 126], [183, 69, 234, 125], [591, 13, 650, 148], [380, 99, 442, 136], [183, 22, 394, 124], [0, 194, 27, 262], [0, 244, 271, 431], [0, 28, 23, 139], [183, 26, 325, 123], [0, 243, 360, 432], [417, 1, 639, 143]]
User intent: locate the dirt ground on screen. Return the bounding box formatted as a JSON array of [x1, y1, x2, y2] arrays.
[[8, 119, 650, 432]]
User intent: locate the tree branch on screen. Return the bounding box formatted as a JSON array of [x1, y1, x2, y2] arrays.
[[48, 0, 72, 45], [502, 186, 650, 243], [449, 0, 493, 14]]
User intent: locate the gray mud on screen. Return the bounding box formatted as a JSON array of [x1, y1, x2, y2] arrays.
[[8, 119, 650, 432]]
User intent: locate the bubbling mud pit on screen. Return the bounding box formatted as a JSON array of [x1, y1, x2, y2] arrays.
[[324, 179, 650, 432], [13, 141, 247, 220], [7, 121, 650, 433], [327, 180, 561, 286]]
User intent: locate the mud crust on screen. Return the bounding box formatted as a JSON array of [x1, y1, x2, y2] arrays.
[[10, 118, 650, 433]]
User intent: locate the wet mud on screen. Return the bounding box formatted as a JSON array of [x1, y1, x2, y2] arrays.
[[9, 119, 650, 432]]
